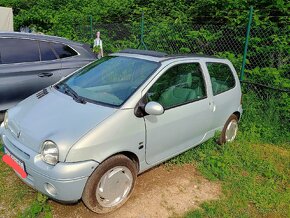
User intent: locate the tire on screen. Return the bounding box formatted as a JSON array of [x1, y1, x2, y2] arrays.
[[0, 111, 5, 123], [218, 114, 238, 145], [82, 154, 137, 214]]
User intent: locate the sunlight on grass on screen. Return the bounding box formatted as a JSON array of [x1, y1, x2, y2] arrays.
[[168, 136, 290, 218], [169, 92, 290, 217], [0, 147, 36, 217]]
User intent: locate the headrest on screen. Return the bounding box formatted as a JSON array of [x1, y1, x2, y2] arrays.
[[177, 73, 193, 88]]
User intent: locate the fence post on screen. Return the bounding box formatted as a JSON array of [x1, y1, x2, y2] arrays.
[[137, 11, 148, 50], [240, 6, 253, 81], [89, 15, 93, 39]]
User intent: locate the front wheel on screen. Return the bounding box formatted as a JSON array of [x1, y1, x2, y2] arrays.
[[82, 155, 137, 213], [218, 114, 238, 144], [0, 111, 5, 123]]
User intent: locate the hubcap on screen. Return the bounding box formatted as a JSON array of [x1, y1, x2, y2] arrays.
[[96, 166, 133, 208], [225, 120, 238, 142]]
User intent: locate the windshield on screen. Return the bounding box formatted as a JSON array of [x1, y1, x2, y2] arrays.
[[58, 56, 160, 106]]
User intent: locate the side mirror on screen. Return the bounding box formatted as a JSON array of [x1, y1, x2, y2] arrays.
[[145, 102, 164, 116]]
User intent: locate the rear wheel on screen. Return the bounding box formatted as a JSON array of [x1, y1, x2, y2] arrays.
[[218, 114, 238, 144], [82, 155, 137, 213]]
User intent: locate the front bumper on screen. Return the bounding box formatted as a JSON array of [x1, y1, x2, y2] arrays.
[[0, 124, 99, 202]]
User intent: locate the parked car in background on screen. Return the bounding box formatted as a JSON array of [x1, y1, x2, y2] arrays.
[[0, 32, 96, 121], [0, 49, 242, 213]]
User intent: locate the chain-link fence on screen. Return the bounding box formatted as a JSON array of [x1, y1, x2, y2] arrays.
[[93, 22, 140, 54], [241, 20, 289, 134], [63, 10, 289, 134]]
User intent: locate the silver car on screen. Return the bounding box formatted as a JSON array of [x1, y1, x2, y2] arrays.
[[0, 49, 242, 213]]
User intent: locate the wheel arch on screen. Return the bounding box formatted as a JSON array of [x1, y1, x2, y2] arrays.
[[233, 111, 241, 121], [102, 151, 140, 173]]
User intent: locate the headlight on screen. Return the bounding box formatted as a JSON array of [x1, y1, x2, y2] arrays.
[[41, 141, 59, 165], [4, 111, 8, 129]]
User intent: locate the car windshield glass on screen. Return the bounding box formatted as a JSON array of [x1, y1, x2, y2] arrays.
[[59, 56, 159, 106]]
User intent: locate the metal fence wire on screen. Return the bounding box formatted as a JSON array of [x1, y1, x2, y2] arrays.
[[88, 21, 289, 89], [67, 10, 289, 131]]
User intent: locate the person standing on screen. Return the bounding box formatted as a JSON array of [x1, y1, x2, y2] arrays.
[[93, 31, 104, 59]]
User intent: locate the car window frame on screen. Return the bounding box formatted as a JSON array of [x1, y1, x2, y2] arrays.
[[0, 36, 80, 66], [0, 37, 41, 64], [38, 41, 58, 61], [50, 42, 79, 60], [144, 60, 208, 111], [206, 61, 236, 96], [56, 56, 162, 108]]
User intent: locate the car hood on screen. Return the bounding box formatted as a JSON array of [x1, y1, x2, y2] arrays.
[[7, 87, 116, 161]]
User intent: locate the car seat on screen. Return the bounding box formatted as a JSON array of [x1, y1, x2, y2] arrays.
[[158, 73, 196, 108]]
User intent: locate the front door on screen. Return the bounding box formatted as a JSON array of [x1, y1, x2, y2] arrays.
[[144, 61, 212, 165]]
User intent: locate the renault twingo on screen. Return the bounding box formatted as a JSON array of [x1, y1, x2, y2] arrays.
[[1, 49, 242, 213]]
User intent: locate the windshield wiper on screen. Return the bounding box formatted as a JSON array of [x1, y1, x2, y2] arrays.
[[55, 83, 86, 104]]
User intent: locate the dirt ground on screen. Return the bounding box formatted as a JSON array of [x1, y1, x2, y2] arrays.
[[51, 164, 221, 218]]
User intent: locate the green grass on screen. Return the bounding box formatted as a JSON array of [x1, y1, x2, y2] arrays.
[[168, 137, 290, 218], [168, 92, 290, 217], [19, 193, 52, 218], [0, 145, 52, 218], [0, 147, 33, 217]]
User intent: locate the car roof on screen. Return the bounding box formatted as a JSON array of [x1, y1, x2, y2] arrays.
[[0, 31, 83, 46], [111, 49, 225, 63]]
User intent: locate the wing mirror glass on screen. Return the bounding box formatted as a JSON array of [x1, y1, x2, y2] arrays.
[[145, 101, 164, 116]]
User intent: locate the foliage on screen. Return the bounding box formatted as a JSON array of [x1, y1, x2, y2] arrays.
[[1, 1, 288, 84], [240, 90, 290, 144], [246, 67, 290, 89], [180, 138, 290, 217], [0, 149, 35, 217], [0, 148, 51, 217], [92, 45, 101, 54], [167, 94, 290, 217], [0, 0, 289, 217], [18, 193, 52, 218], [0, 0, 135, 32], [1, 0, 288, 38]]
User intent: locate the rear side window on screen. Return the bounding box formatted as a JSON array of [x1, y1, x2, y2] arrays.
[[39, 41, 57, 61], [51, 43, 77, 58], [207, 62, 235, 95], [0, 38, 40, 64]]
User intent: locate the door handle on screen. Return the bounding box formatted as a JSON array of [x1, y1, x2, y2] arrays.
[[38, 72, 53, 77]]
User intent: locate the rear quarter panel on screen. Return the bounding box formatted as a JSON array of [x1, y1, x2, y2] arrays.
[[204, 59, 242, 129]]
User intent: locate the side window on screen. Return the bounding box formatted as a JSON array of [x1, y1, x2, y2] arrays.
[[0, 38, 40, 64], [51, 43, 77, 58], [207, 62, 235, 95], [39, 41, 57, 61], [147, 63, 207, 109]]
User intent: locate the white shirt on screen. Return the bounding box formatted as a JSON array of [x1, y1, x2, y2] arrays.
[[93, 38, 103, 58], [94, 38, 103, 49]]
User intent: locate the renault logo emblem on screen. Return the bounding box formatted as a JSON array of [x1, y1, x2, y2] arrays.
[[17, 131, 21, 138]]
